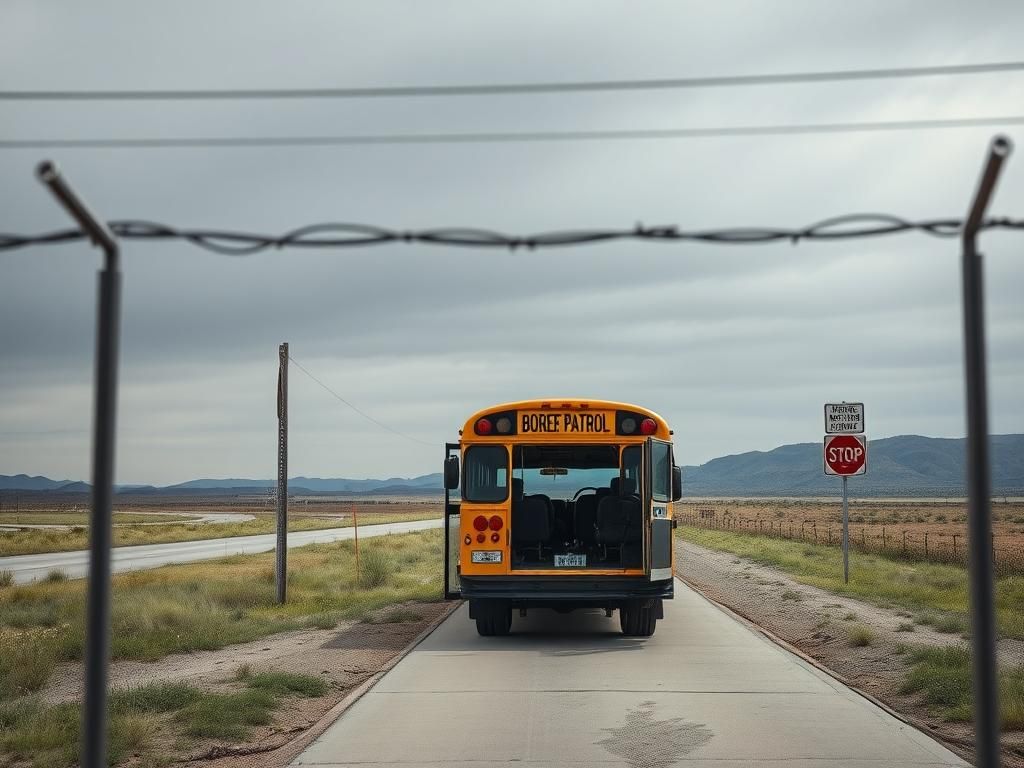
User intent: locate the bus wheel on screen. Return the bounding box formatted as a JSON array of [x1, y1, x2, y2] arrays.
[[474, 602, 512, 637], [620, 601, 657, 637]]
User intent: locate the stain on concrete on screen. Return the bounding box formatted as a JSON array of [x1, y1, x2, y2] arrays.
[[596, 700, 713, 767]]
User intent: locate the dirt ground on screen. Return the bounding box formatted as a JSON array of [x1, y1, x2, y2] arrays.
[[678, 499, 1024, 573], [41, 601, 454, 768], [676, 535, 1024, 767], [2, 496, 440, 519]]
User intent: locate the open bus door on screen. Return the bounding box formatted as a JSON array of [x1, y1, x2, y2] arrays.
[[443, 442, 461, 599], [644, 437, 675, 582]]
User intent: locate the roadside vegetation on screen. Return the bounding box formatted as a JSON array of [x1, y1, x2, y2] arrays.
[[678, 525, 1024, 639], [0, 669, 330, 768], [0, 511, 195, 526], [0, 529, 442, 702], [900, 645, 1024, 730], [0, 508, 440, 556]]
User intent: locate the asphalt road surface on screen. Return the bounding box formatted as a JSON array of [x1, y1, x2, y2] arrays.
[[293, 582, 967, 768], [0, 518, 442, 584]]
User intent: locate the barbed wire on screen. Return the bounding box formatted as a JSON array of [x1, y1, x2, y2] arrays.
[[2, 215, 1022, 255]]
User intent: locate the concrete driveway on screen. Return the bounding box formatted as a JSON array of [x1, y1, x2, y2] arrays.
[[292, 580, 966, 767]]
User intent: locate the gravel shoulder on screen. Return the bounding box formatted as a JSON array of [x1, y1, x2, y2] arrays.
[[40, 601, 454, 766], [676, 536, 1024, 767]]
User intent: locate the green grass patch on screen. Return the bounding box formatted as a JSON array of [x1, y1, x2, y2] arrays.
[[900, 645, 1024, 730], [0, 529, 441, 699], [897, 622, 916, 632], [0, 509, 441, 557], [177, 688, 277, 739], [0, 670, 331, 767], [0, 571, 12, 589], [679, 525, 1024, 639], [240, 670, 330, 697]]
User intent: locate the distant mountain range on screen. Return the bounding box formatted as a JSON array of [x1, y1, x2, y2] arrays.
[[3, 435, 1022, 497], [0, 473, 443, 496], [681, 434, 1024, 497]]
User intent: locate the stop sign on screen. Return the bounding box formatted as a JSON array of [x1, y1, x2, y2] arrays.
[[824, 434, 867, 476]]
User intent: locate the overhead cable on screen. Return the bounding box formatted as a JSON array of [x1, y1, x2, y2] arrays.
[[2, 61, 1023, 101], [287, 355, 433, 447], [3, 115, 1024, 150]]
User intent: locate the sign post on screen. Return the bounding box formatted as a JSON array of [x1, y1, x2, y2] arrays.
[[824, 403, 866, 584]]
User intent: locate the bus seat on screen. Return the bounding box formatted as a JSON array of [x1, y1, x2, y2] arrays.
[[596, 496, 629, 547], [511, 478, 524, 502], [514, 495, 551, 559], [574, 493, 600, 547], [610, 477, 637, 497]]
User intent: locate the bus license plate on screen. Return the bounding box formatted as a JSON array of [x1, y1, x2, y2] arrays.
[[471, 551, 502, 564], [554, 554, 586, 567]]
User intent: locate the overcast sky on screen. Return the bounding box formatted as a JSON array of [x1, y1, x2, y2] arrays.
[[1, 1, 1022, 485]]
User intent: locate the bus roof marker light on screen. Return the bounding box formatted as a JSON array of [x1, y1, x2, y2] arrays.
[[620, 417, 637, 434], [475, 418, 492, 435], [640, 418, 658, 435], [495, 416, 512, 434]]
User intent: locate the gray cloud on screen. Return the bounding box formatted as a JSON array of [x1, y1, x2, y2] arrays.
[[1, 0, 1023, 484]]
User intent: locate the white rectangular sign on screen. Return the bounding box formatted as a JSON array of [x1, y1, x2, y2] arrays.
[[824, 402, 864, 434]]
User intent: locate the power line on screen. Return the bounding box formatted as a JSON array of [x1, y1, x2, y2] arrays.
[[3, 115, 1022, 150], [286, 354, 433, 447], [2, 215, 1021, 255], [3, 61, 1023, 101]]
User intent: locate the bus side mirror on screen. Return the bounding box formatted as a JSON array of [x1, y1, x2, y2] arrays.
[[444, 456, 460, 490], [672, 465, 682, 501]]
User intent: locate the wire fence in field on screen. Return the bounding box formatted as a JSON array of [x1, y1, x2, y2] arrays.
[[677, 509, 1024, 576]]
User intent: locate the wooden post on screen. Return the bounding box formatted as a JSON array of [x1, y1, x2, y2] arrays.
[[353, 505, 360, 585], [276, 343, 288, 604]]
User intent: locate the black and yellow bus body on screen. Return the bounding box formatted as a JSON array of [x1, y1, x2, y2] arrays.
[[442, 399, 681, 636]]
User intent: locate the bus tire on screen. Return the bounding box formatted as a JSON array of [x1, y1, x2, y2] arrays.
[[474, 602, 512, 637], [620, 601, 657, 637]]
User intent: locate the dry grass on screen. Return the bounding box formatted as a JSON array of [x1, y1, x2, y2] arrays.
[[0, 507, 440, 556], [0, 529, 442, 699], [847, 624, 875, 647], [0, 512, 194, 526], [679, 525, 1024, 639], [0, 672, 330, 767]]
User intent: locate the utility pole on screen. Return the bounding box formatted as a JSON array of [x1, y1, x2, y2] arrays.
[[276, 343, 288, 603]]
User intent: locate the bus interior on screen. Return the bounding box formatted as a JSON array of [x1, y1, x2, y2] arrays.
[[511, 444, 643, 569]]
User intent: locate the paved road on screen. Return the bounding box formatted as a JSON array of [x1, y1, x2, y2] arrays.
[[293, 581, 966, 768], [0, 518, 442, 584]]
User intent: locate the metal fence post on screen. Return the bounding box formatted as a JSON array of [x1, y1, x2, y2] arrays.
[[276, 342, 289, 603], [37, 161, 120, 768], [962, 135, 1011, 768]]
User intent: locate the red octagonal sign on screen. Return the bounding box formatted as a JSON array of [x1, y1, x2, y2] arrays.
[[824, 434, 867, 476]]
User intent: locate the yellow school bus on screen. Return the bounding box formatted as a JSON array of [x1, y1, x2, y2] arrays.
[[443, 399, 681, 637]]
